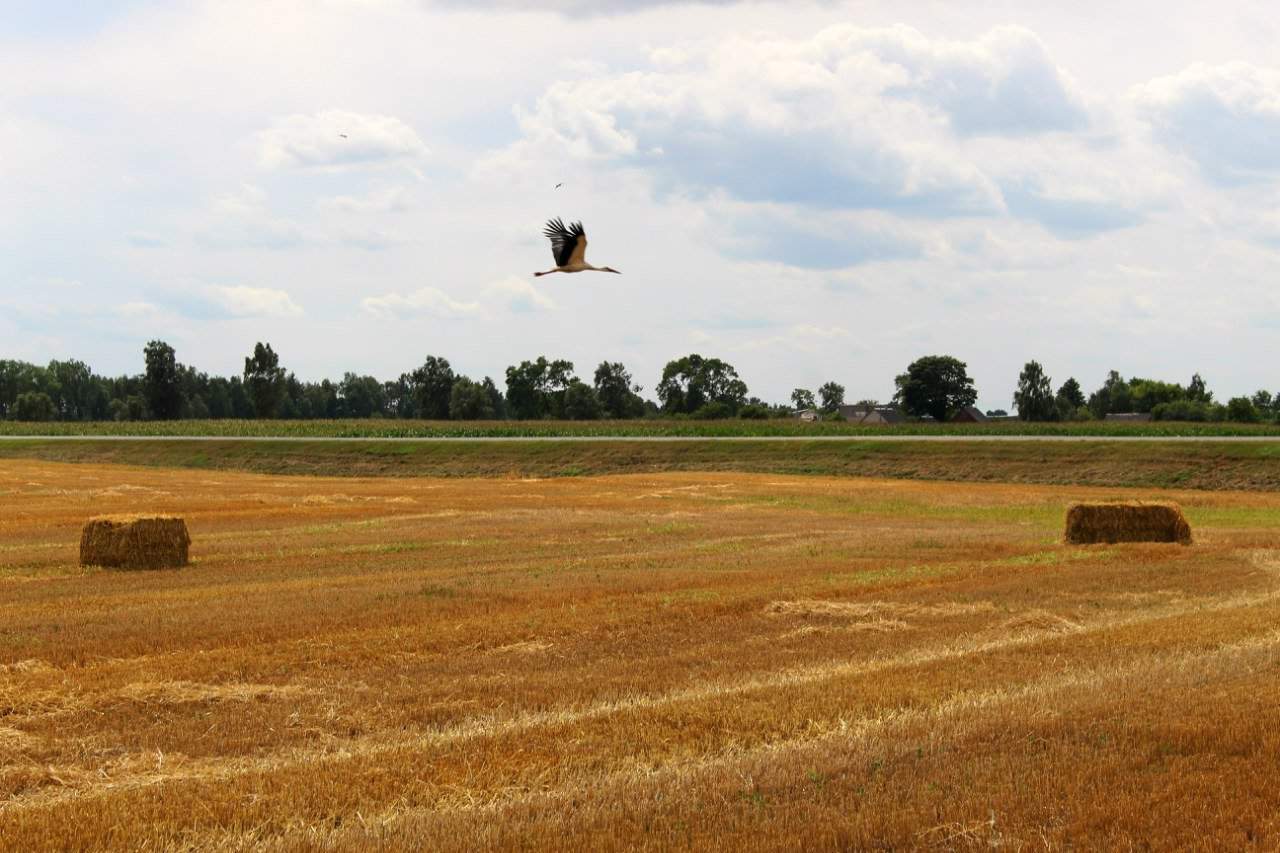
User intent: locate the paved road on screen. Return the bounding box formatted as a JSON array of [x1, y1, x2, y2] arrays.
[[0, 434, 1277, 443]]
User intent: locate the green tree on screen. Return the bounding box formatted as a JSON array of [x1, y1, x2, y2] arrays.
[[143, 340, 181, 420], [1054, 377, 1086, 421], [1088, 370, 1131, 418], [818, 381, 845, 414], [893, 355, 977, 421], [504, 357, 575, 419], [46, 359, 105, 421], [13, 391, 56, 421], [1013, 360, 1055, 421], [0, 360, 40, 418], [1251, 389, 1274, 413], [790, 388, 816, 411], [563, 380, 603, 420], [482, 377, 506, 420], [1226, 396, 1260, 423], [243, 343, 286, 418], [338, 373, 387, 418], [656, 354, 748, 415], [1187, 373, 1213, 404], [593, 361, 645, 419], [206, 378, 232, 419], [383, 375, 413, 419], [1057, 377, 1085, 409], [1129, 379, 1185, 413], [408, 356, 456, 420], [449, 376, 496, 419]]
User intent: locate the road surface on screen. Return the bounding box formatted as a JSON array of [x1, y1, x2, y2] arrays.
[[0, 435, 1277, 443]]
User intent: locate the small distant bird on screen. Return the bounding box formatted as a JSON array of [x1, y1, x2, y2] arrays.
[[338, 133, 348, 138], [555, 183, 563, 189], [535, 218, 620, 276]]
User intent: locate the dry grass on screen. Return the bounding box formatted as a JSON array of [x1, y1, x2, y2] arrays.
[[2, 460, 1280, 849]]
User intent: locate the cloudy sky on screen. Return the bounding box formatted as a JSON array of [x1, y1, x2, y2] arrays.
[[4, 0, 1280, 409]]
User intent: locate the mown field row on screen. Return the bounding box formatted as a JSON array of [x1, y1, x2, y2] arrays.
[[3, 437, 1280, 491], [3, 418, 1280, 438], [2, 461, 1279, 848]]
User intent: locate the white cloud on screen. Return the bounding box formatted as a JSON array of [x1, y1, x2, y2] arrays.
[[207, 286, 304, 318], [256, 109, 429, 170], [7, 0, 1280, 403], [848, 24, 1090, 136], [485, 276, 556, 312], [318, 186, 412, 214], [199, 184, 309, 250], [361, 287, 481, 318], [115, 301, 165, 319], [1135, 62, 1280, 184], [480, 20, 1152, 274]]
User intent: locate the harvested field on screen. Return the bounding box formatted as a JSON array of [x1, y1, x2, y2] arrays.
[[2, 459, 1280, 849]]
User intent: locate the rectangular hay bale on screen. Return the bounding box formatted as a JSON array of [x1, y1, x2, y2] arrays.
[[1064, 501, 1191, 545], [79, 515, 191, 570]]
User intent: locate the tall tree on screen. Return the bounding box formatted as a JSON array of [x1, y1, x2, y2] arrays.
[[1054, 376, 1086, 421], [504, 357, 575, 419], [0, 360, 40, 419], [564, 380, 603, 420], [338, 373, 386, 418], [593, 361, 644, 419], [818, 381, 845, 414], [482, 377, 506, 420], [1186, 372, 1212, 403], [790, 388, 816, 411], [1013, 360, 1056, 421], [656, 354, 748, 416], [243, 342, 286, 418], [143, 340, 182, 420], [1057, 377, 1085, 409], [1087, 370, 1131, 418], [13, 391, 56, 422], [408, 356, 456, 420], [892, 355, 976, 421], [449, 376, 496, 420], [47, 359, 103, 421]]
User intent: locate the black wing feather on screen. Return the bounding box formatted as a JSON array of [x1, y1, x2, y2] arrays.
[[544, 218, 585, 267]]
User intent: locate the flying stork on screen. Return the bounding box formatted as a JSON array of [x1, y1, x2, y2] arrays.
[[534, 218, 621, 276]]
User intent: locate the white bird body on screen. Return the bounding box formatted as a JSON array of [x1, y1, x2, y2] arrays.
[[534, 218, 620, 276]]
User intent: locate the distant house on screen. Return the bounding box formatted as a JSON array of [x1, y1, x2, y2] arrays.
[[951, 405, 988, 423], [794, 408, 820, 422], [1104, 412, 1153, 422], [837, 404, 906, 425]]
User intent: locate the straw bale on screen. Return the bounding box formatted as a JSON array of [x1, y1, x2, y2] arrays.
[[79, 515, 191, 570], [1064, 501, 1191, 545]]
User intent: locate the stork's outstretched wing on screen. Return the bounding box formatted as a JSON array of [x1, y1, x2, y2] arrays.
[[544, 218, 586, 267]]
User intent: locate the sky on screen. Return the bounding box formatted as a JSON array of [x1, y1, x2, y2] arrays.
[[3, 0, 1280, 411]]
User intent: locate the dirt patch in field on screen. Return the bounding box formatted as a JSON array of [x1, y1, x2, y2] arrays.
[[115, 682, 307, 705], [766, 599, 996, 620]]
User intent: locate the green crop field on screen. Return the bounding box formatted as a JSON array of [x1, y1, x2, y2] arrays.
[[1, 418, 1279, 438]]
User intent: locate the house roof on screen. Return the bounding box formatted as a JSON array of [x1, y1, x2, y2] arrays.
[[952, 405, 988, 422]]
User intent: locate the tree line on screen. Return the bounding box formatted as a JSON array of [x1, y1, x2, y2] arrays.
[[1010, 360, 1279, 423], [0, 344, 1274, 423], [0, 343, 771, 422]]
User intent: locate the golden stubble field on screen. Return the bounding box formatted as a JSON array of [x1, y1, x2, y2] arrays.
[[2, 459, 1280, 850]]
